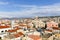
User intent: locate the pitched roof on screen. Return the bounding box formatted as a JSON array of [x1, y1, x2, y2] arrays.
[[7, 29, 16, 32], [0, 25, 10, 29], [28, 35, 41, 40], [13, 32, 24, 38]]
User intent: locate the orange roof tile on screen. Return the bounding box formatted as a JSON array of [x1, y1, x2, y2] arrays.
[[18, 32, 24, 35], [28, 35, 41, 40], [13, 32, 24, 38], [20, 24, 27, 26], [27, 26, 30, 28], [7, 29, 16, 32], [46, 29, 52, 32], [14, 27, 20, 30], [0, 25, 10, 29], [53, 27, 60, 30], [14, 34, 20, 38]]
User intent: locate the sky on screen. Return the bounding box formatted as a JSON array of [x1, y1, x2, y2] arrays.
[[0, 0, 60, 18]]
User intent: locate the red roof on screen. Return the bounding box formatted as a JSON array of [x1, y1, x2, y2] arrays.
[[18, 32, 24, 35], [7, 27, 21, 32], [13, 32, 24, 38], [14, 27, 20, 30], [0, 25, 10, 29], [19, 23, 27, 26], [14, 34, 20, 38], [28, 35, 41, 40], [7, 29, 16, 32], [53, 27, 60, 30], [46, 29, 52, 32]]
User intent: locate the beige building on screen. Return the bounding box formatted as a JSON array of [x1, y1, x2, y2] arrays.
[[32, 16, 45, 28]]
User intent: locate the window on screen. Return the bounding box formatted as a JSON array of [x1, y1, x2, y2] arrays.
[[0, 37, 2, 39], [5, 30, 7, 32], [56, 25, 57, 26], [1, 31, 4, 33]]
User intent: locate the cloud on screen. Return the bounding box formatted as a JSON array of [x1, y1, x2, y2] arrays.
[[0, 2, 9, 5], [0, 3, 60, 18], [17, 3, 60, 17], [0, 12, 14, 18]]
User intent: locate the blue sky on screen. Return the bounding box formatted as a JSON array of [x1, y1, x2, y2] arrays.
[[0, 0, 60, 18]]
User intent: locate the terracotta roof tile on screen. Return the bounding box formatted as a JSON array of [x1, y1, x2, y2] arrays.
[[7, 29, 16, 32], [46, 29, 52, 32], [0, 25, 10, 29], [53, 27, 60, 30], [14, 34, 20, 38], [18, 32, 24, 35], [13, 32, 24, 38], [28, 35, 41, 40]]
